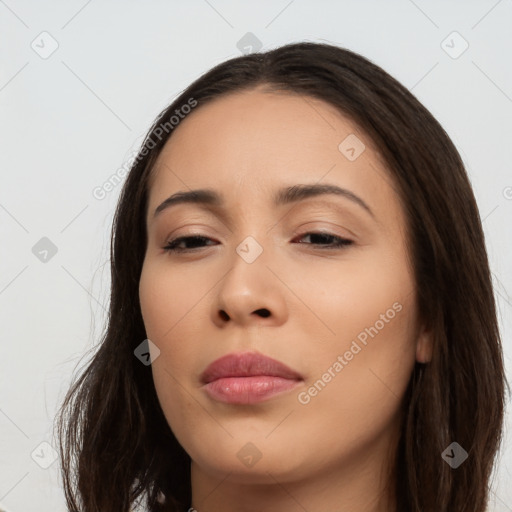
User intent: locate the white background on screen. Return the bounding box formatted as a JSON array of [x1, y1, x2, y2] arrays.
[[0, 1, 511, 510]]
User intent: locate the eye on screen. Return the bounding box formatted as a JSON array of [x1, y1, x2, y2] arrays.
[[293, 231, 353, 250], [163, 232, 353, 253], [163, 235, 217, 253]]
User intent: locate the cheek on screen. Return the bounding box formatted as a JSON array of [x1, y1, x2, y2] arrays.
[[139, 263, 200, 384], [139, 259, 207, 341], [293, 300, 417, 463], [139, 261, 211, 430], [287, 250, 414, 348], [139, 262, 174, 338], [294, 251, 417, 423]]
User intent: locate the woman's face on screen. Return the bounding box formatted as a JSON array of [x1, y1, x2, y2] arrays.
[[139, 88, 432, 493]]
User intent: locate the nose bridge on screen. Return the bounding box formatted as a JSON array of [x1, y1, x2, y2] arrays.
[[224, 231, 270, 301], [213, 225, 286, 326], [228, 200, 274, 267]]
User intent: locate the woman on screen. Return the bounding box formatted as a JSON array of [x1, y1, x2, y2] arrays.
[[55, 41, 507, 512]]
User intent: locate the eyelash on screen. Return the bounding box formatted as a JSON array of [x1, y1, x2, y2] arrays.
[[163, 232, 354, 253]]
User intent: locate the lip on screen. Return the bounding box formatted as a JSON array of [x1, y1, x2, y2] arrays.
[[201, 351, 303, 404]]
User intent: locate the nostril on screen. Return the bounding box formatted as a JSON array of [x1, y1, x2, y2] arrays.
[[219, 310, 230, 321], [255, 308, 270, 318]]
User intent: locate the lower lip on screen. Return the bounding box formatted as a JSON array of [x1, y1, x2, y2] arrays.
[[203, 376, 302, 404]]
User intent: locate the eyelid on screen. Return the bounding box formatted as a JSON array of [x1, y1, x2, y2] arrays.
[[163, 218, 355, 241], [163, 223, 217, 241], [162, 230, 354, 254], [290, 220, 357, 240]]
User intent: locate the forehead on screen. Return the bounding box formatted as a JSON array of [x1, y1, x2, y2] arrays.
[[154, 88, 381, 171], [147, 89, 404, 228]]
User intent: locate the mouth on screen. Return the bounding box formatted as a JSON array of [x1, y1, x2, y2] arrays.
[[200, 351, 304, 405]]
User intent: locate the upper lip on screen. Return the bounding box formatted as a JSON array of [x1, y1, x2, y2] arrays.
[[200, 351, 304, 384]]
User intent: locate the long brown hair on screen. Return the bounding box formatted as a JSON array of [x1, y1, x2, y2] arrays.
[[55, 41, 508, 512]]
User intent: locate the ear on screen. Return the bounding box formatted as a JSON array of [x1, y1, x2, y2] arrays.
[[415, 322, 433, 363]]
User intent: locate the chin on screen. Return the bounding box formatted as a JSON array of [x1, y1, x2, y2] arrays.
[[188, 435, 314, 484]]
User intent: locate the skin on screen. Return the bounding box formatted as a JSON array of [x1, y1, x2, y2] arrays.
[[138, 87, 433, 512]]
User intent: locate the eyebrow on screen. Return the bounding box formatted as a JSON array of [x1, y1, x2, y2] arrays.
[[153, 183, 375, 220]]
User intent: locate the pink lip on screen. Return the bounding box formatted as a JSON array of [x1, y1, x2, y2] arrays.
[[201, 351, 303, 404]]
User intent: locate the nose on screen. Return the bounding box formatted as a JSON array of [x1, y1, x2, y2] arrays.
[[211, 247, 288, 329]]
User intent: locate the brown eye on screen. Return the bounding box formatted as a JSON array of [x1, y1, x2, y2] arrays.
[[163, 232, 354, 254], [163, 235, 217, 253], [294, 232, 353, 249]]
